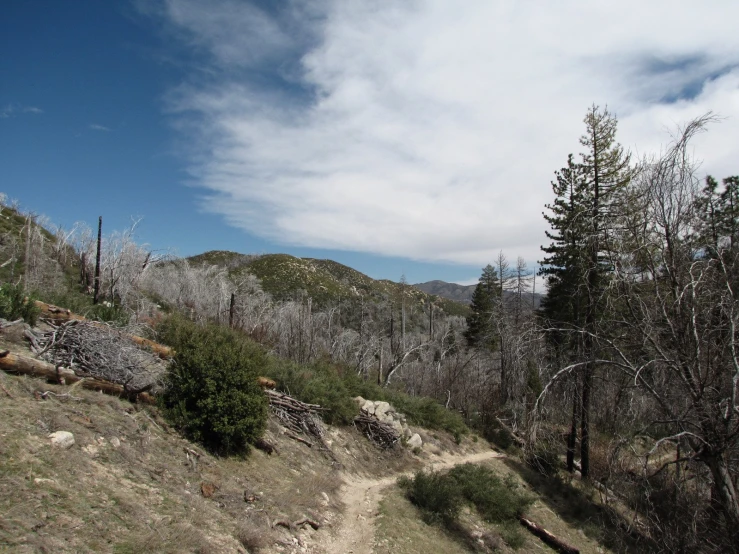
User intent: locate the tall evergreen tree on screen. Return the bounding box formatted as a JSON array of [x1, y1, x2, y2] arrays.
[[540, 105, 632, 477], [464, 264, 499, 349], [578, 105, 633, 478]]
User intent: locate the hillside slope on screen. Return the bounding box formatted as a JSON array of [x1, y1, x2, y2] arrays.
[[188, 251, 470, 317]]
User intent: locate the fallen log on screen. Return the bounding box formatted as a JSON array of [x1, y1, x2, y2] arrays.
[[519, 515, 580, 554], [33, 301, 173, 359], [0, 350, 155, 404]]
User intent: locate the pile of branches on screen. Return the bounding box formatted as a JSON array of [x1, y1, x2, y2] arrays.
[[354, 413, 399, 449], [265, 389, 327, 444], [25, 320, 165, 394]]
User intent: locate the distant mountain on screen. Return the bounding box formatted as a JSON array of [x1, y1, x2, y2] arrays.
[[414, 279, 544, 309], [413, 280, 477, 304], [187, 251, 471, 317]]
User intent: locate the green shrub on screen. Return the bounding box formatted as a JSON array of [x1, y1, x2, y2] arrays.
[[447, 464, 532, 523], [399, 470, 463, 525], [499, 521, 526, 549], [0, 282, 40, 325], [157, 315, 268, 456], [401, 464, 532, 534], [345, 375, 468, 438], [266, 359, 359, 425]]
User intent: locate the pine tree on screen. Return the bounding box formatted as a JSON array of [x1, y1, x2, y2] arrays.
[[464, 264, 500, 349], [539, 105, 632, 477]]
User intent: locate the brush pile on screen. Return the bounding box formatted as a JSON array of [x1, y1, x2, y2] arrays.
[[353, 413, 400, 449], [265, 389, 327, 442], [25, 320, 165, 394]]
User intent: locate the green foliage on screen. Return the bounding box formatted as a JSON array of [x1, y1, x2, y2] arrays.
[[267, 359, 359, 425], [398, 470, 463, 525], [41, 289, 130, 326], [157, 315, 268, 456], [401, 464, 532, 544], [447, 464, 532, 523], [0, 283, 40, 325], [464, 264, 500, 349], [345, 376, 468, 439]]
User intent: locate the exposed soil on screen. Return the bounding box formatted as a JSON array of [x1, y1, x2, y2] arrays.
[[320, 450, 504, 554]]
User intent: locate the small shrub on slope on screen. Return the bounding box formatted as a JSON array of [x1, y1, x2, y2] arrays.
[[157, 315, 268, 456], [0, 282, 40, 325]]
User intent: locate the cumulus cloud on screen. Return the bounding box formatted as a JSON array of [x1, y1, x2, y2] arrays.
[[153, 0, 739, 265]]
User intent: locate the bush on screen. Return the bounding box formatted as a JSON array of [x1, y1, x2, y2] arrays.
[[398, 470, 463, 525], [0, 282, 40, 325], [266, 359, 359, 425], [447, 463, 532, 523], [345, 375, 468, 438], [401, 464, 532, 534], [157, 315, 268, 456]]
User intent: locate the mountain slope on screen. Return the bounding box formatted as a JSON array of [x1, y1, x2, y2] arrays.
[[188, 251, 471, 317]]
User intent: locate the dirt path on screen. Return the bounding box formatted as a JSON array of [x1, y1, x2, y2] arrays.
[[323, 450, 504, 554]]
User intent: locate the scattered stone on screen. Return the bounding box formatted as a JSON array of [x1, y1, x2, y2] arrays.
[[49, 431, 75, 449], [321, 492, 330, 506], [109, 436, 121, 448], [82, 444, 99, 456], [408, 433, 423, 449]]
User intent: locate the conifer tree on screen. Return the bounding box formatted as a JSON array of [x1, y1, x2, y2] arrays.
[[464, 264, 500, 349]]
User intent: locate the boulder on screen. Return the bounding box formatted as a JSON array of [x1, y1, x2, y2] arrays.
[[361, 400, 376, 415], [407, 433, 423, 449], [374, 401, 391, 418], [353, 396, 366, 408], [49, 431, 75, 449]]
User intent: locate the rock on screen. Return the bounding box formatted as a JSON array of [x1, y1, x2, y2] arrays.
[[353, 396, 366, 408], [374, 401, 391, 418], [48, 431, 75, 449], [321, 492, 330, 506], [361, 400, 376, 415], [109, 436, 121, 448], [407, 433, 423, 449], [33, 478, 57, 486], [200, 481, 218, 498], [403, 426, 412, 439], [82, 444, 99, 456], [391, 420, 403, 435]]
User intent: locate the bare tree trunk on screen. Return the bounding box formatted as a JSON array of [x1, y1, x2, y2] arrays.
[[566, 379, 579, 472], [229, 293, 236, 328], [23, 215, 32, 291], [93, 216, 102, 304], [707, 453, 739, 550]]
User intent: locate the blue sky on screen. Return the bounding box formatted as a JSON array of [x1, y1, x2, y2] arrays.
[[3, 1, 739, 286]]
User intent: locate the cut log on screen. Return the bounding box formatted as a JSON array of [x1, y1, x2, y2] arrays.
[[33, 301, 174, 359], [0, 350, 155, 404], [519, 516, 580, 554]]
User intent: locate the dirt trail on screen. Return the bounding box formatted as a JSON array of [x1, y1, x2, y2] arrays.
[[323, 450, 504, 554]]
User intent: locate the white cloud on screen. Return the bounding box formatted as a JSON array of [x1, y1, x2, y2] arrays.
[[155, 0, 739, 266], [89, 123, 111, 132], [1, 104, 43, 118]]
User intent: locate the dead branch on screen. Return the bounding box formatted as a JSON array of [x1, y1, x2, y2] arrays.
[[29, 320, 164, 393], [353, 413, 399, 449], [0, 350, 155, 404], [33, 300, 173, 359], [284, 430, 313, 447], [519, 515, 580, 554], [294, 518, 320, 530]]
